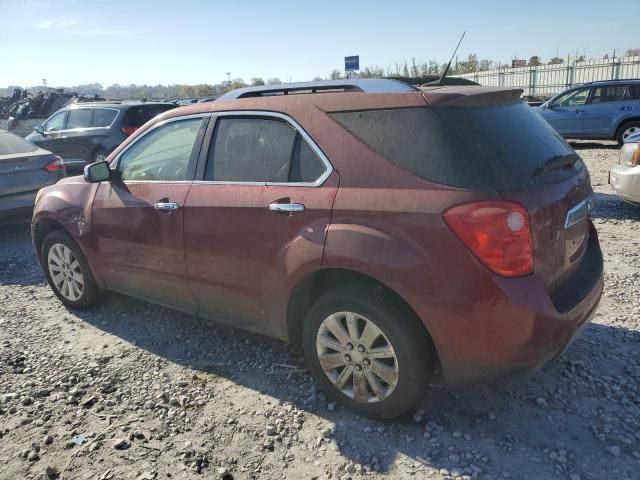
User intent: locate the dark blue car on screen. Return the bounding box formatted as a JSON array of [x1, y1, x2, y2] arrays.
[[536, 80, 640, 145]]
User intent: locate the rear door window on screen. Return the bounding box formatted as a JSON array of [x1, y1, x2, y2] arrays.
[[205, 117, 327, 183], [591, 85, 627, 103], [625, 84, 640, 100], [66, 109, 93, 129], [92, 109, 118, 127]]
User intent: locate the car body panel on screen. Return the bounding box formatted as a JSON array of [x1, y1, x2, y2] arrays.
[[31, 84, 605, 387]]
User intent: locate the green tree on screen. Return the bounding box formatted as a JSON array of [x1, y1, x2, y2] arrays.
[[267, 77, 282, 85], [548, 57, 564, 65], [329, 69, 342, 80], [251, 78, 265, 86], [528, 56, 542, 66]]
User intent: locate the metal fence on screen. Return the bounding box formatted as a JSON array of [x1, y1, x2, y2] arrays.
[[453, 56, 640, 97]]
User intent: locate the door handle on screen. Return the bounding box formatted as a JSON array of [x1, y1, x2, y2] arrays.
[[575, 109, 584, 114], [268, 202, 305, 213], [154, 201, 179, 212], [621, 106, 632, 111]]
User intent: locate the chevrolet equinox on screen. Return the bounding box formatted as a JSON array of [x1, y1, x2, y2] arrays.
[[31, 79, 604, 418]]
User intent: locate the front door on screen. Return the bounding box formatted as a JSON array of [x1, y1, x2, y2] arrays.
[[543, 86, 590, 136], [91, 115, 208, 314], [183, 114, 338, 337]]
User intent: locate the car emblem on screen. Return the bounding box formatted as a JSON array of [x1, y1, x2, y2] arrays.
[[10, 164, 24, 171], [564, 196, 593, 229]]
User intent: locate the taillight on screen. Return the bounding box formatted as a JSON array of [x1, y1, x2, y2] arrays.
[[443, 201, 534, 277], [44, 156, 65, 173], [121, 126, 138, 136]]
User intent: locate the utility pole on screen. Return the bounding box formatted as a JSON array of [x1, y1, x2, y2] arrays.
[[42, 78, 47, 89], [226, 72, 231, 86]]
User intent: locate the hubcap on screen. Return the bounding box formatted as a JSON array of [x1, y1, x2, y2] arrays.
[[48, 243, 84, 302], [95, 153, 106, 163], [623, 126, 639, 141], [316, 311, 399, 403]]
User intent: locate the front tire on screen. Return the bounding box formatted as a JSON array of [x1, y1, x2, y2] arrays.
[[302, 285, 433, 419], [42, 230, 102, 309], [93, 148, 109, 163], [616, 121, 640, 146]]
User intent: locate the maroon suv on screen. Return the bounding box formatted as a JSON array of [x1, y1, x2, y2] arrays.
[[31, 80, 604, 418]]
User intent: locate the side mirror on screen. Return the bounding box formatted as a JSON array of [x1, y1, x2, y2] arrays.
[[84, 161, 112, 183], [35, 125, 45, 135], [545, 102, 553, 109]]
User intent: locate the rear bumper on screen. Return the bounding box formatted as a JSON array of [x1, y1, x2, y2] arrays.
[[610, 164, 640, 204], [0, 190, 38, 220], [426, 226, 604, 386]]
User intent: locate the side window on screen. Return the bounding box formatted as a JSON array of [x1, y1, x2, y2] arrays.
[[625, 85, 640, 100], [92, 109, 118, 127], [290, 135, 327, 182], [206, 118, 296, 182], [591, 85, 627, 103], [66, 109, 93, 129], [118, 118, 203, 181], [44, 111, 66, 132], [554, 88, 590, 107]]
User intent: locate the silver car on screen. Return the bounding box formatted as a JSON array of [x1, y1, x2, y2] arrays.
[[0, 130, 65, 220], [610, 131, 640, 204]]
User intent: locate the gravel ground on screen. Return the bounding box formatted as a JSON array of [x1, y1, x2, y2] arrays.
[[1, 142, 639, 480]]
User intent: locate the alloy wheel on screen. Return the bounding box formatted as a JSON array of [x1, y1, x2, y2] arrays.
[[623, 125, 639, 142], [316, 311, 399, 403], [48, 243, 84, 302]]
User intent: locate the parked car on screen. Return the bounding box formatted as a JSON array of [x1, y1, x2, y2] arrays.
[[31, 80, 603, 418], [0, 130, 65, 220], [536, 79, 640, 145], [610, 131, 640, 204], [25, 102, 176, 172]]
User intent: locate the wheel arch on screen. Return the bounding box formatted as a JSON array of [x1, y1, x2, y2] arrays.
[[615, 116, 640, 139], [32, 217, 67, 261], [286, 267, 439, 365]]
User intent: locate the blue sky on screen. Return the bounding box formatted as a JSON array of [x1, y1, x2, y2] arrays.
[[1, 0, 638, 88]]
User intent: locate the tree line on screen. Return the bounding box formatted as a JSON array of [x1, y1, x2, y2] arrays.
[[3, 48, 638, 100]]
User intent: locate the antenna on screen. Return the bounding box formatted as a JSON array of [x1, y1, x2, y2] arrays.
[[425, 31, 466, 86]]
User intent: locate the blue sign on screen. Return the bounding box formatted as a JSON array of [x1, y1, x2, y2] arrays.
[[345, 55, 360, 71]]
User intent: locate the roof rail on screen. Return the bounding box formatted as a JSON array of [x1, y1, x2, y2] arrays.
[[217, 79, 417, 101], [582, 78, 640, 85]]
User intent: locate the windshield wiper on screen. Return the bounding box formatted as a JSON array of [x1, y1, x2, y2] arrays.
[[533, 154, 579, 177]]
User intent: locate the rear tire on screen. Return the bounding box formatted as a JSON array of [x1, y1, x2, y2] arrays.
[[302, 285, 433, 419], [93, 148, 109, 163], [41, 230, 103, 309], [616, 121, 640, 146]]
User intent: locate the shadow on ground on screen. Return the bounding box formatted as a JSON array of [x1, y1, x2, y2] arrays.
[[592, 192, 640, 221]]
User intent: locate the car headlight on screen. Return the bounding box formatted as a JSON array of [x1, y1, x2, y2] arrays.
[[619, 142, 640, 167]]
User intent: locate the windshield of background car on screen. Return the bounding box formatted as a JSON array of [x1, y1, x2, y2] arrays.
[[0, 132, 38, 155], [122, 105, 176, 128]]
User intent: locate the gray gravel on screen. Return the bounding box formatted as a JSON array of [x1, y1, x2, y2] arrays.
[[0, 142, 639, 480]]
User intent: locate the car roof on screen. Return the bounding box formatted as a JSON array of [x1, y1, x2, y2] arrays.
[[62, 102, 173, 111]]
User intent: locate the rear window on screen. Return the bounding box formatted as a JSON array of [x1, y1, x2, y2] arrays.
[[92, 109, 118, 127], [0, 132, 38, 155], [433, 102, 581, 190], [330, 108, 486, 188], [122, 105, 175, 128], [331, 103, 581, 190]]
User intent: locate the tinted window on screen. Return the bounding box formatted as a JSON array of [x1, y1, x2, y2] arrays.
[[626, 85, 640, 100], [118, 118, 202, 181], [207, 118, 296, 182], [331, 108, 485, 188], [122, 105, 175, 128], [0, 132, 38, 155], [66, 109, 93, 129], [591, 85, 626, 103], [290, 135, 327, 182], [44, 111, 66, 132], [92, 109, 118, 127], [434, 102, 581, 190]]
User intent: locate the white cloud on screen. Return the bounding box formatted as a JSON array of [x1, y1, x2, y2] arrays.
[[34, 15, 139, 36], [36, 16, 81, 30]]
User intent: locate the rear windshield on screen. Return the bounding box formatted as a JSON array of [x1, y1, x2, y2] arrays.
[[433, 101, 582, 190], [330, 103, 581, 190], [122, 104, 175, 128], [0, 132, 38, 155]]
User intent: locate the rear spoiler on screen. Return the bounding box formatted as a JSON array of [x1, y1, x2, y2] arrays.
[[421, 87, 524, 107]]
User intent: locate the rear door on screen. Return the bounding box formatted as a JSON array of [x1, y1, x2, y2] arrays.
[[183, 112, 337, 337], [582, 84, 631, 137], [543, 86, 590, 136], [91, 114, 208, 313]]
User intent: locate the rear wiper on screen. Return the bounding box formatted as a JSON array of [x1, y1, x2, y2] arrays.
[[533, 154, 579, 177]]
